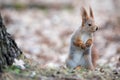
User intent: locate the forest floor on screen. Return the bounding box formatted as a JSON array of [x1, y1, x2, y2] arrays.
[[0, 56, 120, 80], [0, 0, 120, 80]]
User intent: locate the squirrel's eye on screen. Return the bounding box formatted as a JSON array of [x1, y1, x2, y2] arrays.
[[88, 24, 92, 26]]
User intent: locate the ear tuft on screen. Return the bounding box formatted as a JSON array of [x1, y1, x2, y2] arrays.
[[81, 7, 88, 19], [89, 7, 94, 18], [81, 7, 88, 26]]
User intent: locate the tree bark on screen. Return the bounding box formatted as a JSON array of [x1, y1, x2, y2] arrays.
[[0, 13, 22, 72]]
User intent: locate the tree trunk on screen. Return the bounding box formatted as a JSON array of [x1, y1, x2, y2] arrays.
[[0, 13, 22, 72]]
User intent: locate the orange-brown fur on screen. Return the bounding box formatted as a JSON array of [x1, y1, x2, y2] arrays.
[[73, 37, 86, 49], [86, 39, 93, 47], [66, 7, 99, 70], [92, 46, 99, 67]]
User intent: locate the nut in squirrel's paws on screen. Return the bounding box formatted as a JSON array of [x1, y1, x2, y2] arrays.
[[86, 43, 91, 47], [81, 44, 86, 50], [85, 39, 92, 47]]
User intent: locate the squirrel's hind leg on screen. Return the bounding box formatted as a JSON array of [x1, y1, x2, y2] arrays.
[[66, 57, 78, 69]]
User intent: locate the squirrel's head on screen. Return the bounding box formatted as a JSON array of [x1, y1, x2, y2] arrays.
[[81, 7, 98, 33]]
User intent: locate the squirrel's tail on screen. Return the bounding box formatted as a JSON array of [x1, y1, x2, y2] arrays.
[[92, 46, 99, 67]]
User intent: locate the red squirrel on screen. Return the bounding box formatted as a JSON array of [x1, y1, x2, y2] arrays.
[[66, 7, 98, 70]]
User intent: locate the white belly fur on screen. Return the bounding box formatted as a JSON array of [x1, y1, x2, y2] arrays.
[[72, 50, 86, 66], [81, 33, 90, 43], [73, 33, 91, 67], [67, 33, 92, 68]]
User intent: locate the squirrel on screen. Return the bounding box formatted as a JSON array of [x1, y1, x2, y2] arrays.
[[66, 7, 98, 70]]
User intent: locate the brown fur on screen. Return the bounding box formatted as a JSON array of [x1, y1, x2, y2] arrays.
[[82, 7, 89, 27], [66, 7, 98, 70], [86, 39, 93, 47], [92, 46, 99, 67], [73, 37, 86, 49]]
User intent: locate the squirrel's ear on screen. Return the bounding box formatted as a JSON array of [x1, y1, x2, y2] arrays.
[[81, 7, 88, 26], [89, 7, 94, 18]]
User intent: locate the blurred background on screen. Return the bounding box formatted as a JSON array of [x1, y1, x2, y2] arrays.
[[0, 0, 120, 68]]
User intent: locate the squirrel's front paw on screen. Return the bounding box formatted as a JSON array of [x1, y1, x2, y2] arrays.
[[86, 43, 91, 47], [81, 44, 86, 50], [85, 39, 92, 47]]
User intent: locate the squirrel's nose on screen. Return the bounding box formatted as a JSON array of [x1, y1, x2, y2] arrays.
[[96, 27, 98, 31]]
